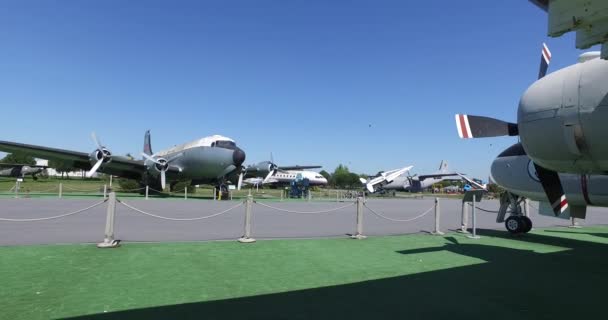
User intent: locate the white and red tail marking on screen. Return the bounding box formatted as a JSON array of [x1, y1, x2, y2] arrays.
[[455, 114, 473, 139], [552, 195, 568, 214], [541, 42, 552, 65]]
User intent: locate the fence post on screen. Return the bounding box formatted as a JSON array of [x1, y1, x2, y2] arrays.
[[336, 190, 339, 203], [145, 185, 149, 200], [184, 187, 188, 200], [213, 188, 216, 201], [238, 195, 256, 243], [280, 189, 283, 202], [458, 201, 469, 233], [351, 197, 366, 239], [103, 184, 107, 199], [14, 181, 20, 199], [58, 183, 63, 199], [97, 192, 120, 248], [109, 175, 113, 188], [468, 195, 481, 239], [432, 197, 444, 235], [308, 191, 311, 202]]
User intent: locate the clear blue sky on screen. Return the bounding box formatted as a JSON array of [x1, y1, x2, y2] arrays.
[[0, 1, 598, 179]]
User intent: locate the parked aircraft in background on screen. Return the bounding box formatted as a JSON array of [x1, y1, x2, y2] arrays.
[[0, 130, 246, 194], [359, 165, 413, 193], [381, 161, 461, 193], [241, 156, 326, 187], [0, 163, 46, 180]]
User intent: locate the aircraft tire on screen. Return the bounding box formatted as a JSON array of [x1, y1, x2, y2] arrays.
[[505, 216, 523, 234], [520, 216, 532, 233]]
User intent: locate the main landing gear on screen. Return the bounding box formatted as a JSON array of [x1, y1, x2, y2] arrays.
[[498, 192, 533, 234]]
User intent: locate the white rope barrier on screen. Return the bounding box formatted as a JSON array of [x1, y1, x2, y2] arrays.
[[117, 187, 146, 192], [254, 201, 355, 214], [61, 185, 101, 192], [0, 200, 107, 222], [117, 199, 244, 221], [364, 203, 434, 222], [26, 186, 59, 193]]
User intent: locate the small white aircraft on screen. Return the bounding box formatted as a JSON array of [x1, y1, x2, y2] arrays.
[[359, 166, 413, 193]]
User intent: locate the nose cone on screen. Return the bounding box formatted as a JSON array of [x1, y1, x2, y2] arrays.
[[233, 148, 246, 167]]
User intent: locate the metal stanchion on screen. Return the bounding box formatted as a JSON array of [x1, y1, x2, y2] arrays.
[[103, 184, 107, 199], [184, 187, 188, 200], [109, 175, 113, 188], [97, 192, 120, 248], [280, 189, 283, 202], [351, 197, 366, 239], [145, 186, 149, 200], [213, 188, 216, 201], [336, 190, 339, 203], [467, 195, 481, 239], [308, 191, 311, 202], [458, 201, 469, 233], [431, 197, 444, 235], [14, 181, 20, 199], [238, 195, 256, 243], [58, 183, 63, 199]]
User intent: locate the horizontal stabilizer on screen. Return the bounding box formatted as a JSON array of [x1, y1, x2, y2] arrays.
[[455, 114, 518, 139]]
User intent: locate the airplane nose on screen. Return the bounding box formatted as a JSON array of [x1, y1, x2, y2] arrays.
[[233, 148, 246, 166]]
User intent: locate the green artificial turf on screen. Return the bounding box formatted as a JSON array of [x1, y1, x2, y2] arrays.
[[2, 227, 608, 320]]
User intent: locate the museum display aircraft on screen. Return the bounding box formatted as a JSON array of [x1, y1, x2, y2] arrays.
[[0, 130, 246, 193], [359, 165, 413, 193], [380, 161, 461, 193], [240, 155, 326, 187], [0, 163, 47, 180], [456, 43, 608, 216]]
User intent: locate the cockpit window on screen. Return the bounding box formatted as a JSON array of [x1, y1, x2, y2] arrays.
[[497, 143, 526, 158], [214, 140, 236, 148]]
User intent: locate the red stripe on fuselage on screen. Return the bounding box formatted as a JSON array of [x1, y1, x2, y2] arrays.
[[459, 115, 469, 138]]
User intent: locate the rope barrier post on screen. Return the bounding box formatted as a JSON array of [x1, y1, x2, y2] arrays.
[[569, 217, 582, 228], [307, 191, 311, 202], [109, 175, 113, 188], [145, 186, 149, 200], [280, 189, 283, 202], [213, 188, 216, 201], [238, 195, 256, 243], [184, 187, 188, 200], [103, 184, 107, 199], [467, 195, 481, 239], [59, 183, 63, 199], [97, 192, 120, 248], [351, 197, 366, 239], [458, 201, 469, 234], [431, 197, 444, 235], [336, 190, 339, 203]]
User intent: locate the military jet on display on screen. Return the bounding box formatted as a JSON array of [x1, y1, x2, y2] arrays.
[[0, 130, 246, 193], [456, 43, 608, 216], [0, 163, 47, 180], [359, 165, 413, 193], [380, 161, 461, 193]]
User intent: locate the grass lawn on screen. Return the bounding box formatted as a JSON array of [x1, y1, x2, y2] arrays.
[[2, 227, 608, 319]]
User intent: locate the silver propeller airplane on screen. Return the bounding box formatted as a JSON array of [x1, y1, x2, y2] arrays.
[[0, 130, 246, 193], [359, 166, 413, 193], [241, 156, 326, 187], [0, 163, 47, 180], [456, 43, 608, 216]]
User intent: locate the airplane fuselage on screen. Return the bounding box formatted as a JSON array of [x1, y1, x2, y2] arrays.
[[0, 166, 43, 178], [383, 176, 445, 192], [491, 143, 608, 207], [246, 170, 327, 186]]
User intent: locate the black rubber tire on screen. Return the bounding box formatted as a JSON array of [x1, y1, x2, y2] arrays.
[[505, 216, 522, 234], [520, 216, 533, 233]]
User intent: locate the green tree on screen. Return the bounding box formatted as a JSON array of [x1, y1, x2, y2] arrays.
[[0, 152, 36, 165], [48, 159, 76, 179], [118, 178, 140, 192], [319, 170, 331, 185]]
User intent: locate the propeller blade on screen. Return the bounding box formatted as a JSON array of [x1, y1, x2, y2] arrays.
[[141, 152, 160, 164], [263, 170, 274, 184], [160, 170, 166, 190], [534, 163, 568, 216], [91, 132, 103, 149], [538, 42, 551, 79], [237, 172, 243, 190], [455, 114, 518, 139], [87, 159, 104, 177]]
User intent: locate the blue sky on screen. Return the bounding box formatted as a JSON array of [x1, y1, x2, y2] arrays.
[[0, 1, 598, 179]]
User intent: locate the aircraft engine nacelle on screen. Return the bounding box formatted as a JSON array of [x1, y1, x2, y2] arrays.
[[518, 55, 608, 174], [145, 157, 168, 177], [89, 148, 112, 166]]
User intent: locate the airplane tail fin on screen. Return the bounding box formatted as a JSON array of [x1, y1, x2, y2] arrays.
[[438, 160, 449, 173], [143, 130, 153, 157]]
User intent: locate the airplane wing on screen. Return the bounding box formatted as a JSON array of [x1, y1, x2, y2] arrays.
[[278, 165, 322, 170], [457, 173, 487, 191], [417, 173, 462, 181], [0, 140, 151, 180], [363, 165, 413, 193]]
